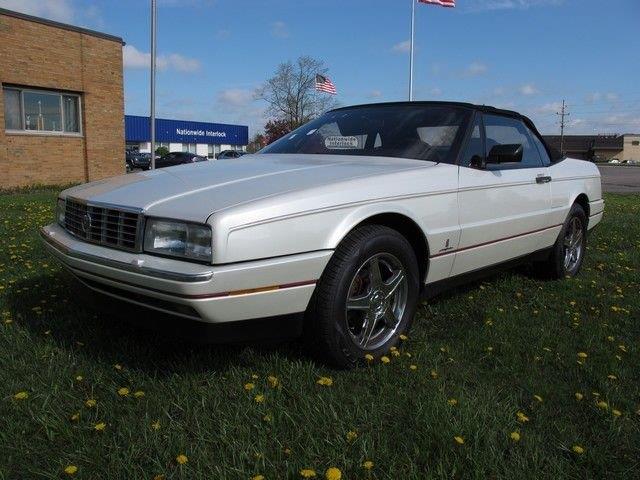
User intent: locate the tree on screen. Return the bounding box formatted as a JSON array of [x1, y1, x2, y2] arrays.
[[256, 56, 337, 129], [155, 146, 169, 157], [247, 133, 267, 153], [264, 119, 294, 145]]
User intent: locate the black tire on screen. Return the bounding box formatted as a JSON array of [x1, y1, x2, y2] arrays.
[[304, 225, 420, 368], [543, 203, 588, 279]]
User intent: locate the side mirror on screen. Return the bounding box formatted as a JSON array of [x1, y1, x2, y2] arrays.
[[487, 144, 523, 164]]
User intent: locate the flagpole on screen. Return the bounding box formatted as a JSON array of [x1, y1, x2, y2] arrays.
[[150, 0, 157, 170], [409, 0, 415, 101]]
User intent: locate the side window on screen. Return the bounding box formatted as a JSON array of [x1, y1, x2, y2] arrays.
[[484, 114, 543, 169], [459, 114, 483, 167], [528, 127, 551, 166]]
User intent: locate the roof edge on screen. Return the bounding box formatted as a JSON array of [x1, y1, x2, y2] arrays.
[[0, 7, 124, 44]]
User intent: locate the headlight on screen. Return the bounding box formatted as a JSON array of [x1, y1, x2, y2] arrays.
[[56, 198, 66, 226], [143, 219, 212, 262]]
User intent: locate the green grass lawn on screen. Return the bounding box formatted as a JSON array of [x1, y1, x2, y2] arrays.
[[1, 190, 638, 480]]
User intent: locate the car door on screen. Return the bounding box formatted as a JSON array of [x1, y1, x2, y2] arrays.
[[451, 113, 552, 276]]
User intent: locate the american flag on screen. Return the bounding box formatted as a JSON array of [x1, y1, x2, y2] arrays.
[[418, 0, 455, 7], [315, 74, 337, 95]]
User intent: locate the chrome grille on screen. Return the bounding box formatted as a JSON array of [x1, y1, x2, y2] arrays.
[[64, 198, 142, 252]]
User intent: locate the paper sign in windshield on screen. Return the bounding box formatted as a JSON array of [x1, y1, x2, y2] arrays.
[[325, 136, 359, 149]]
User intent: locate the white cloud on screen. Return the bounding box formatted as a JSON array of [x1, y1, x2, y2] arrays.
[[123, 45, 201, 73], [217, 88, 255, 107], [392, 40, 411, 54], [586, 92, 619, 104], [534, 102, 562, 114], [0, 0, 75, 22], [519, 83, 539, 96], [271, 21, 289, 38], [466, 0, 564, 12], [464, 61, 488, 77]]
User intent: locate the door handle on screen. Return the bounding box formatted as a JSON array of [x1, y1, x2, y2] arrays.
[[536, 175, 552, 184]]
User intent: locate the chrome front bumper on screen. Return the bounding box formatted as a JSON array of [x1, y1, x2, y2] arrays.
[[41, 223, 332, 323]]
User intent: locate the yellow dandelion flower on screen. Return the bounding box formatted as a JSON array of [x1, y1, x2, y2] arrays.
[[510, 431, 521, 442], [134, 390, 145, 398], [252, 476, 265, 480], [75, 375, 83, 382], [391, 349, 400, 357], [409, 364, 417, 371], [363, 460, 374, 470], [618, 345, 627, 353], [251, 374, 259, 379], [399, 334, 408, 341], [64, 465, 78, 475], [346, 430, 358, 442], [244, 382, 255, 391], [612, 409, 622, 417], [300, 468, 316, 478], [267, 375, 279, 388], [575, 392, 584, 401], [380, 356, 390, 364], [70, 412, 80, 421], [607, 374, 617, 380], [85, 399, 97, 408], [254, 394, 265, 403], [454, 436, 465, 445], [151, 420, 161, 430], [572, 445, 584, 454], [577, 352, 588, 359], [316, 376, 333, 386], [176, 454, 188, 465], [516, 411, 530, 423], [13, 391, 28, 400], [325, 467, 341, 480], [94, 422, 106, 431], [607, 336, 614, 342], [447, 398, 458, 406], [534, 395, 543, 403], [364, 354, 374, 362], [117, 387, 130, 397], [430, 369, 438, 379], [596, 401, 608, 410]]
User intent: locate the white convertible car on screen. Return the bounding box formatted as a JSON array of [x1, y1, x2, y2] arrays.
[[41, 102, 603, 367]]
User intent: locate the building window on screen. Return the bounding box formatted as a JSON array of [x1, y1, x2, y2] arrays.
[[208, 144, 221, 159], [182, 143, 196, 153], [3, 87, 81, 134]]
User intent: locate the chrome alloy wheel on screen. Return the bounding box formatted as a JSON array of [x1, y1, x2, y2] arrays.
[[563, 216, 584, 271], [345, 253, 408, 350]]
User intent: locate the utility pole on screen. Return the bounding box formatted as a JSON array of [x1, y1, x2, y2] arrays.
[[556, 100, 570, 156], [150, 0, 157, 169]]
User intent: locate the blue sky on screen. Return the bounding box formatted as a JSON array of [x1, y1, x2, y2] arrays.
[[2, 0, 639, 136]]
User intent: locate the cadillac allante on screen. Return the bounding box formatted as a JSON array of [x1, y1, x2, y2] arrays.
[[41, 102, 604, 367]]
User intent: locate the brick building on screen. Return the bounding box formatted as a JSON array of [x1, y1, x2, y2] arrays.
[[0, 8, 124, 189]]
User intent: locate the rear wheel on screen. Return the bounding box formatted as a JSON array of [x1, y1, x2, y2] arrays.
[[305, 225, 420, 368], [543, 203, 587, 279]]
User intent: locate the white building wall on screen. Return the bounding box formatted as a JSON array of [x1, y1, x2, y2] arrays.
[[196, 144, 209, 157], [169, 143, 183, 153]]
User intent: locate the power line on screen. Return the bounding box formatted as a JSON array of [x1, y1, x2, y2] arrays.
[[556, 100, 570, 155]]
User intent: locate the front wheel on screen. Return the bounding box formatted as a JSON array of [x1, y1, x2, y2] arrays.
[[543, 203, 587, 279], [305, 225, 420, 368]]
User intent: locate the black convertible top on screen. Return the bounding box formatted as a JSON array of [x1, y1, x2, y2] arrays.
[[330, 101, 562, 162]]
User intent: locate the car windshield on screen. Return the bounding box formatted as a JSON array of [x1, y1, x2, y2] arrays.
[[260, 104, 472, 163]]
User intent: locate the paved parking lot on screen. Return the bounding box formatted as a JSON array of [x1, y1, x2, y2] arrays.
[[598, 165, 640, 193]]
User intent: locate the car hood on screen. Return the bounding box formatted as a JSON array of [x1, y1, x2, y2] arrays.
[[62, 154, 433, 223]]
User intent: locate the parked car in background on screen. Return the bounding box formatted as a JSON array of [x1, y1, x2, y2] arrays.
[[608, 158, 620, 164], [155, 151, 207, 168], [126, 151, 151, 171], [216, 150, 246, 160], [41, 102, 603, 368]]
